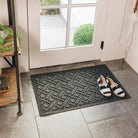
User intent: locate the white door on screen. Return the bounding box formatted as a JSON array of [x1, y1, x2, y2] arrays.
[[28, 0, 108, 69]]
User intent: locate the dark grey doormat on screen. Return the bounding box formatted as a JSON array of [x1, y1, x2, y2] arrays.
[[31, 64, 130, 116]]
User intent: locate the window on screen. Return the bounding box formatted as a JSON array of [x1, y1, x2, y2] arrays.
[[40, 0, 97, 50]]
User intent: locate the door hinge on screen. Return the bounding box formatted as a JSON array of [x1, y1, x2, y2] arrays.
[[100, 41, 104, 50]]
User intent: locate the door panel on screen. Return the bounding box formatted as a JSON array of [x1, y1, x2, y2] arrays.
[[28, 0, 108, 69]]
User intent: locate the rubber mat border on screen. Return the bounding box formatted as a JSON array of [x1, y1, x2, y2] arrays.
[[31, 64, 131, 116]]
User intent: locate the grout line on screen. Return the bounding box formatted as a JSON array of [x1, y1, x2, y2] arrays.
[[29, 78, 41, 137], [80, 109, 94, 138], [86, 113, 130, 125], [31, 102, 41, 138]]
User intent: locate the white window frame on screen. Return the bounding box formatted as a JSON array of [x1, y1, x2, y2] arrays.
[[40, 0, 98, 49]]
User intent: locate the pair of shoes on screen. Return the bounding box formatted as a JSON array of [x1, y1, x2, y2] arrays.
[[97, 75, 125, 98]]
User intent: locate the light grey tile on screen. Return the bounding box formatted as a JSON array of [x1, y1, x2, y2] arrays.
[[36, 110, 92, 138], [21, 74, 40, 116], [30, 61, 95, 75], [22, 77, 40, 116], [81, 101, 127, 123], [21, 74, 39, 116], [0, 103, 39, 138], [113, 69, 138, 98], [30, 66, 63, 75], [88, 115, 138, 138], [94, 59, 131, 71], [122, 97, 138, 125], [20, 72, 39, 116], [31, 87, 39, 116], [21, 73, 32, 103], [61, 62, 95, 71]]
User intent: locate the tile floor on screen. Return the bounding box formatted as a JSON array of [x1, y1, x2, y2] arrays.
[[0, 59, 138, 138]]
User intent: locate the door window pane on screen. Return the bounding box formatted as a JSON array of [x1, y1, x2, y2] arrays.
[[40, 8, 67, 50], [72, 0, 97, 4], [69, 7, 96, 46], [40, 0, 68, 6]]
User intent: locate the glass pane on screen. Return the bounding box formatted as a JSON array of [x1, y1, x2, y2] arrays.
[[40, 0, 68, 6], [72, 0, 97, 4], [40, 8, 67, 50], [69, 7, 96, 46]]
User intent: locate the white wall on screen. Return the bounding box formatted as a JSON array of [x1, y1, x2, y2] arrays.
[[0, 0, 29, 72], [15, 0, 29, 72], [126, 21, 138, 73], [0, 0, 9, 68], [122, 0, 138, 73]]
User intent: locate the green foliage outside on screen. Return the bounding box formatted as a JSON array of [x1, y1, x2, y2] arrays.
[[73, 24, 94, 46], [40, 0, 60, 14], [40, 0, 60, 6], [0, 24, 21, 55]]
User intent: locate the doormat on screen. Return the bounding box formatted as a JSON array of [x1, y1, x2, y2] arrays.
[[31, 64, 130, 116]]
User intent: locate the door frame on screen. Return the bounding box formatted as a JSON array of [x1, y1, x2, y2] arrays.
[[0, 0, 128, 73], [28, 0, 108, 69]]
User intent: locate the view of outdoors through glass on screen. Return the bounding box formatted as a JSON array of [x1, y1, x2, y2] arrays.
[[69, 7, 96, 46], [40, 8, 67, 50], [40, 0, 97, 50], [72, 0, 97, 4], [40, 0, 68, 6]]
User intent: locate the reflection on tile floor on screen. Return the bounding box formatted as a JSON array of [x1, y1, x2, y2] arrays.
[[0, 59, 138, 138], [88, 115, 138, 138], [36, 110, 92, 138]]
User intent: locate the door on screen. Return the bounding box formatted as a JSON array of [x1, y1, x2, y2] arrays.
[[28, 0, 108, 69]]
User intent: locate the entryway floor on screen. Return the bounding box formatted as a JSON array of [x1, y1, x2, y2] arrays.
[[0, 59, 138, 138]]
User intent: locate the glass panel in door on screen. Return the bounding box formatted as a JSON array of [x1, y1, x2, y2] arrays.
[[69, 7, 96, 46], [72, 0, 97, 4], [40, 8, 67, 50]]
